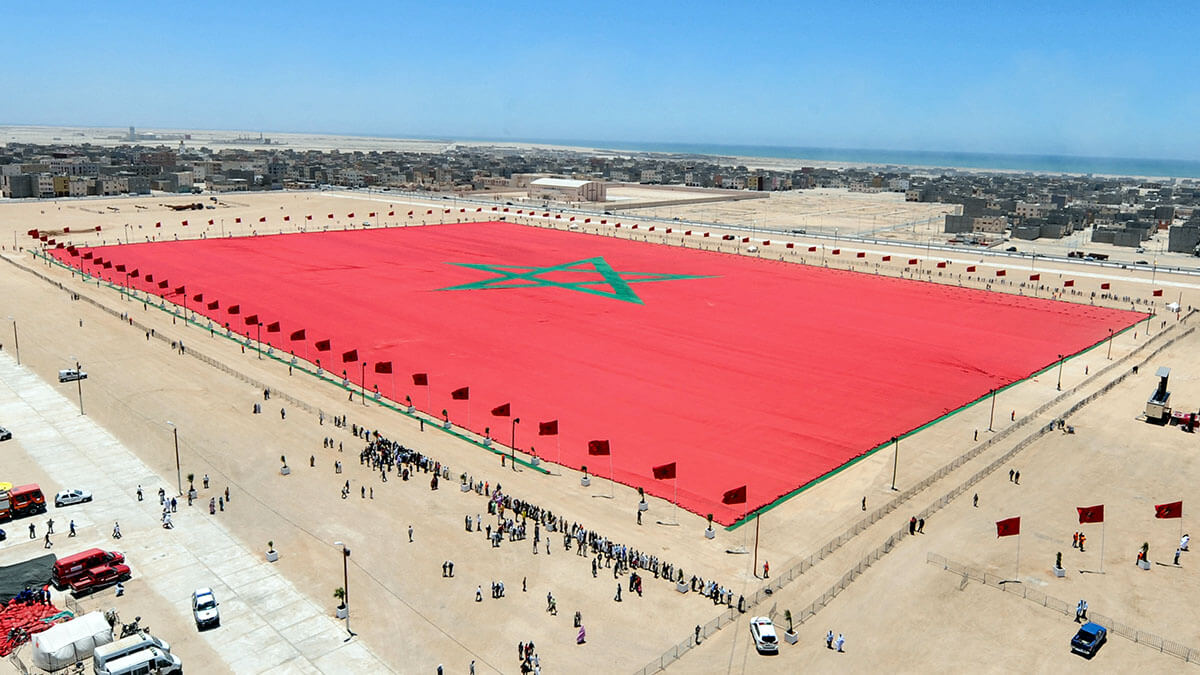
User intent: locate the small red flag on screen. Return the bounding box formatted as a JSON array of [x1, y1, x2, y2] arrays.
[[207, 300, 219, 310], [259, 217, 266, 223], [722, 485, 747, 505], [1064, 280, 1075, 287], [491, 403, 511, 417], [244, 314, 259, 326], [306, 215, 313, 220], [1100, 282, 1110, 289], [1029, 273, 1040, 281], [347, 213, 355, 218], [328, 213, 334, 219], [587, 440, 611, 456], [412, 373, 429, 386], [115, 264, 126, 272], [82, 251, 94, 260], [157, 280, 168, 289], [289, 329, 306, 341], [236, 218, 242, 223], [192, 293, 203, 302], [1155, 501, 1183, 519], [908, 258, 918, 265], [966, 265, 976, 272], [341, 349, 358, 362], [173, 286, 185, 295], [652, 462, 677, 480], [1153, 289, 1164, 297], [208, 219, 214, 225], [857, 251, 866, 258], [369, 212, 376, 217], [283, 215, 290, 221], [996, 517, 1021, 537], [388, 211, 394, 216], [315, 339, 331, 351], [266, 322, 280, 333], [1077, 505, 1104, 524], [103, 261, 113, 269], [996, 270, 1006, 277], [538, 420, 558, 436], [228, 304, 240, 315], [374, 361, 392, 374], [181, 220, 188, 226], [451, 387, 470, 400], [130, 269, 140, 279]]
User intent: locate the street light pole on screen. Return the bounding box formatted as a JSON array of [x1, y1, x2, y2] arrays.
[[1107, 329, 1114, 359], [511, 418, 520, 471], [8, 317, 18, 365], [71, 358, 84, 415], [334, 541, 354, 640], [167, 422, 182, 496], [1056, 354, 1064, 391], [988, 389, 996, 431], [889, 436, 899, 491]]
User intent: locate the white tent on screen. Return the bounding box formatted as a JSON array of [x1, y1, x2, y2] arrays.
[[30, 611, 113, 672]]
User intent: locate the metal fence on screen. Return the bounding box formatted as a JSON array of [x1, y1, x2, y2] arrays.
[[636, 316, 1195, 674], [928, 552, 1200, 665]]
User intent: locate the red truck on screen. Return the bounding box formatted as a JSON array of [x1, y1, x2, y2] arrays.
[[52, 548, 127, 589], [0, 484, 47, 521], [67, 563, 131, 594]]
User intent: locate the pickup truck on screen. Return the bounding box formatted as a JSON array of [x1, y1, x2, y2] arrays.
[[69, 564, 131, 594]]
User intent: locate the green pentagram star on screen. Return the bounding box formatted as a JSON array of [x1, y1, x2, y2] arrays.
[[438, 256, 714, 304]]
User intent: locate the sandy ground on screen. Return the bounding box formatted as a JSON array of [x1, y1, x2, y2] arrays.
[[1, 191, 1197, 673]]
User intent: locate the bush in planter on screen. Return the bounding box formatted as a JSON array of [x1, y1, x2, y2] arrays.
[[706, 514, 714, 530], [333, 586, 346, 609], [280, 455, 287, 468], [1055, 551, 1062, 569], [784, 609, 794, 633], [268, 540, 275, 553], [187, 472, 195, 489]]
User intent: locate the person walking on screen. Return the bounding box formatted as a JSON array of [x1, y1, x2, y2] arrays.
[[695, 625, 701, 645], [476, 586, 483, 602], [918, 518, 925, 533], [68, 520, 76, 537], [973, 493, 978, 507], [409, 525, 414, 542], [1073, 532, 1079, 549], [909, 517, 917, 535], [112, 521, 122, 539], [1014, 470, 1020, 484], [43, 532, 52, 549], [836, 633, 845, 652], [1008, 469, 1014, 482], [1079, 533, 1086, 552], [1175, 548, 1183, 565], [826, 629, 834, 649]]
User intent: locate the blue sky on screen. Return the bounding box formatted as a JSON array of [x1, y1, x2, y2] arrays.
[[3, 2, 1198, 159]]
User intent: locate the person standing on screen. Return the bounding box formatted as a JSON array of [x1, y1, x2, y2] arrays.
[[112, 521, 122, 539], [1075, 600, 1085, 622], [909, 517, 917, 535], [1014, 470, 1020, 484], [826, 630, 834, 649], [917, 518, 925, 533], [409, 525, 414, 543], [836, 633, 845, 652], [973, 493, 978, 508], [1175, 548, 1182, 565]]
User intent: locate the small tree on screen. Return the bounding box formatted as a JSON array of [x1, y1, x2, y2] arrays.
[[333, 586, 346, 608], [581, 465, 588, 478], [784, 609, 794, 633], [268, 540, 275, 552], [187, 473, 195, 489], [1055, 551, 1062, 569], [706, 514, 714, 530], [280, 455, 287, 467], [638, 487, 646, 502]]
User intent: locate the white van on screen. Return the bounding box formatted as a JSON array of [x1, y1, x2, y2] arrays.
[[99, 647, 182, 675], [92, 633, 171, 674]]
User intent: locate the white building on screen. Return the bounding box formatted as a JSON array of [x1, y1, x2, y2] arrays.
[[529, 177, 606, 202]]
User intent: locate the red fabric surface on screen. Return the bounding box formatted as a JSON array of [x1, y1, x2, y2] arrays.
[[54, 222, 1143, 524]]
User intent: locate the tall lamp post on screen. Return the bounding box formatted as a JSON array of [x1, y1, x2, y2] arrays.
[[7, 316, 18, 365], [510, 418, 520, 471], [889, 436, 899, 491], [988, 388, 997, 432], [166, 421, 182, 496], [69, 356, 83, 415], [1056, 354, 1064, 391], [1106, 328, 1114, 360], [333, 541, 354, 640]]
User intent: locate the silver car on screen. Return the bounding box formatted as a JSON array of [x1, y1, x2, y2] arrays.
[[54, 489, 93, 507]]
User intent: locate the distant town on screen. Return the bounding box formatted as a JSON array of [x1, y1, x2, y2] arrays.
[[4, 134, 1200, 255]]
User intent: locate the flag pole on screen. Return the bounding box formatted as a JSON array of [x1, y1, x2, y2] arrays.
[[390, 372, 395, 402], [609, 452, 615, 499], [673, 477, 679, 525], [1015, 533, 1021, 581], [1100, 519, 1106, 574]]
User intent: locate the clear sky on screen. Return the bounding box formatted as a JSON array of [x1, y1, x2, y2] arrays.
[[3, 2, 1198, 160]]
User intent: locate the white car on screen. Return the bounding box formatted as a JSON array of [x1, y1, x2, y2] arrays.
[[191, 588, 220, 629], [750, 616, 778, 654], [54, 489, 92, 507]]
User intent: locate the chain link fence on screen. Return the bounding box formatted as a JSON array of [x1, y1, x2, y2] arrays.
[[929, 552, 1200, 665]]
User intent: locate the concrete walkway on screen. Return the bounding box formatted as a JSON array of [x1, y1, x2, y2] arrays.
[[0, 351, 387, 673]]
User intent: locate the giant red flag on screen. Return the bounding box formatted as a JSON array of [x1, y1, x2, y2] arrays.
[[341, 349, 358, 363], [315, 339, 331, 351], [374, 361, 392, 374], [491, 403, 511, 417], [722, 485, 747, 505], [1077, 505, 1104, 524], [289, 329, 306, 341], [1155, 501, 1183, 519], [587, 440, 611, 456], [652, 462, 677, 480], [451, 387, 470, 400], [412, 373, 429, 386], [538, 420, 558, 436], [996, 517, 1021, 537]]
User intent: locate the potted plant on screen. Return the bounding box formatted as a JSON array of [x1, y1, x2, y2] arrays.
[[483, 426, 492, 447], [187, 473, 195, 490], [405, 395, 414, 414], [280, 455, 290, 475], [333, 587, 347, 619], [460, 472, 471, 492], [1138, 542, 1151, 569], [266, 540, 279, 562], [784, 610, 799, 644], [442, 409, 451, 429], [1053, 551, 1065, 577], [581, 465, 590, 487], [705, 514, 715, 539], [530, 446, 540, 467], [638, 487, 648, 511]]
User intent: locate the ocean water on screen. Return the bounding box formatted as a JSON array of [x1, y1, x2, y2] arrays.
[[510, 138, 1200, 179]]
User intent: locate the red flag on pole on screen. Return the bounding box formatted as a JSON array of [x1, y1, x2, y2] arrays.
[[315, 339, 331, 351], [996, 270, 1006, 277], [1064, 280, 1075, 287], [374, 361, 392, 374], [1155, 501, 1183, 519], [235, 218, 242, 223], [129, 269, 140, 278], [722, 485, 747, 505], [328, 213, 334, 219], [115, 264, 126, 272], [192, 293, 203, 302], [284, 216, 290, 221], [369, 212, 375, 217], [451, 387, 470, 400], [259, 217, 266, 223], [341, 349, 358, 362], [289, 329, 306, 341], [412, 373, 429, 386], [157, 280, 168, 289], [306, 215, 312, 221], [208, 219, 214, 225], [266, 322, 280, 333], [1153, 289, 1164, 297], [1100, 282, 1110, 289], [173, 286, 185, 295], [491, 403, 511, 417], [1077, 505, 1104, 524], [996, 517, 1021, 537], [227, 304, 240, 315], [181, 220, 188, 226], [1029, 273, 1040, 281], [653, 462, 677, 480], [966, 265, 976, 272], [244, 314, 259, 326], [207, 300, 219, 310], [388, 211, 394, 216], [538, 420, 558, 436], [587, 440, 611, 456]]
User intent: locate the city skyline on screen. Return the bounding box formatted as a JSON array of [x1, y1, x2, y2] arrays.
[[2, 2, 1198, 161]]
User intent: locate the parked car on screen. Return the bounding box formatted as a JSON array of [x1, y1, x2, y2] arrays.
[[1071, 622, 1107, 658], [58, 369, 87, 383], [749, 616, 778, 654], [0, 426, 10, 441], [1136, 260, 1149, 265], [0, 528, 6, 541], [54, 489, 93, 507], [1005, 246, 1018, 252], [191, 588, 220, 629], [68, 563, 131, 594]]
